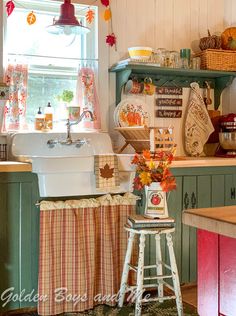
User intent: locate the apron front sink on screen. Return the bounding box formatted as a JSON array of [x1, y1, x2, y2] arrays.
[[9, 132, 135, 197]]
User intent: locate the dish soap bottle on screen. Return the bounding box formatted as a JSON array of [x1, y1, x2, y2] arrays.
[[44, 102, 53, 129], [35, 107, 45, 131]]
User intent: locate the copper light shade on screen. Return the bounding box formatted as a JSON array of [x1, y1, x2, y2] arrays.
[[47, 0, 90, 35]]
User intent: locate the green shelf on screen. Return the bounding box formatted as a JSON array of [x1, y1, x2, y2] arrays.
[[109, 62, 236, 109]]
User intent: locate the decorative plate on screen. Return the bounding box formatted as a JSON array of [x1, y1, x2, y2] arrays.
[[116, 98, 149, 127]]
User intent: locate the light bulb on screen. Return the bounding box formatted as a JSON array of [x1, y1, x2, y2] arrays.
[[63, 25, 72, 35]]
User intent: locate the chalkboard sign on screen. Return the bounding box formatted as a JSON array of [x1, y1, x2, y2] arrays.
[[156, 87, 183, 95], [156, 109, 182, 118], [156, 98, 182, 107]]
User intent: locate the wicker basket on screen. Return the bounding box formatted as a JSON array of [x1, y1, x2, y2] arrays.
[[197, 49, 236, 71]]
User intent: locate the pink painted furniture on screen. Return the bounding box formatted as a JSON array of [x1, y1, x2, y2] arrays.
[[183, 206, 236, 316]]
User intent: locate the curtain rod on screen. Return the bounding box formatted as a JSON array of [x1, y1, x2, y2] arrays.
[[8, 53, 99, 62]]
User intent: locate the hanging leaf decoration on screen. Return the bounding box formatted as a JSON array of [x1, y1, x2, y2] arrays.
[[106, 33, 116, 47], [6, 0, 15, 17], [104, 8, 111, 21], [86, 9, 95, 24], [27, 11, 36, 25], [101, 0, 109, 7]]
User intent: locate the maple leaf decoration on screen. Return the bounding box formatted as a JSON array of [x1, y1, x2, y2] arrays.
[[86, 9, 95, 24], [101, 0, 110, 7], [27, 11, 36, 25], [106, 33, 116, 47], [99, 164, 114, 179], [6, 0, 15, 17]]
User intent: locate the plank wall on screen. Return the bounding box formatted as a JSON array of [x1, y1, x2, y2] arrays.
[[108, 0, 233, 155]]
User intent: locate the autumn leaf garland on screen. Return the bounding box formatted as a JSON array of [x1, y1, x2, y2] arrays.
[[100, 0, 117, 48], [6, 0, 116, 48]]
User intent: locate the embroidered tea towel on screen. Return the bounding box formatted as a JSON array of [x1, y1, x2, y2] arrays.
[[184, 82, 214, 156], [94, 154, 120, 190]]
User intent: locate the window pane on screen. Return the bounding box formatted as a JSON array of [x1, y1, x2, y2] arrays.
[[27, 73, 77, 126]]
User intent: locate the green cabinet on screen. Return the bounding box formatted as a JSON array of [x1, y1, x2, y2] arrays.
[[0, 172, 39, 312], [136, 165, 236, 284]]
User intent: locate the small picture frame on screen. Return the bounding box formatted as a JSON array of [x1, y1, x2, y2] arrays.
[[144, 182, 168, 218]]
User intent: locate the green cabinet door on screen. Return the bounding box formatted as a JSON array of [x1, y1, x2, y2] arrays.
[[0, 173, 39, 312]]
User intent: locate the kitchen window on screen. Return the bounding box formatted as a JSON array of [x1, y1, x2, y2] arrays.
[[5, 0, 98, 128]]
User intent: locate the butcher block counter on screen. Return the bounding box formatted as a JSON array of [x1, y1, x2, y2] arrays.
[[0, 161, 32, 172], [183, 206, 236, 316]]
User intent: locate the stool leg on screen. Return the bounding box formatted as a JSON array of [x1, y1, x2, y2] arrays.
[[166, 233, 183, 316], [135, 233, 146, 316], [155, 233, 163, 301], [118, 231, 135, 307]]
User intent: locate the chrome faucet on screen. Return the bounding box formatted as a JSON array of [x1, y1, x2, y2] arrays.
[[47, 110, 94, 148], [65, 110, 94, 144]]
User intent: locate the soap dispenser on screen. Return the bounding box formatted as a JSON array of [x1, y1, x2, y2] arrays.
[[35, 107, 45, 131], [44, 102, 54, 129]]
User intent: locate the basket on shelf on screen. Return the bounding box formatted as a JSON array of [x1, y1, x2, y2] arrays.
[[115, 126, 176, 154], [196, 49, 236, 71]]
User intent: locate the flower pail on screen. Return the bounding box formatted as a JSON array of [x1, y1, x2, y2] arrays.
[[144, 182, 168, 218]]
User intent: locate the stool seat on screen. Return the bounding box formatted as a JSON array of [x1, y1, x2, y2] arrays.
[[119, 224, 183, 316], [125, 224, 175, 235]]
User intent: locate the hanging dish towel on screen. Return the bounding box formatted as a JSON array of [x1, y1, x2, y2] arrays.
[[94, 154, 120, 190], [184, 82, 214, 156]]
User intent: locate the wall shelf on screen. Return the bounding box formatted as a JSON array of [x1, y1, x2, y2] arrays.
[[109, 61, 236, 109]]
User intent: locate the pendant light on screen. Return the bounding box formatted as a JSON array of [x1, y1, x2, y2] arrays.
[[47, 0, 90, 35]]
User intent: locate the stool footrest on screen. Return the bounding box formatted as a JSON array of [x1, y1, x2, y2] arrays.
[[141, 295, 176, 303], [162, 280, 175, 292], [128, 263, 137, 272], [143, 275, 173, 281]]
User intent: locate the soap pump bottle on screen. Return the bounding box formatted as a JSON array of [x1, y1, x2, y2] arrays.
[[35, 107, 45, 131], [44, 102, 54, 129]]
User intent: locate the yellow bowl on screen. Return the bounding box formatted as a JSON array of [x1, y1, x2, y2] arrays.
[[128, 46, 153, 60]]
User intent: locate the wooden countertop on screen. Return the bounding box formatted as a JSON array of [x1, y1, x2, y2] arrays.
[[0, 157, 236, 173], [0, 161, 32, 172], [182, 206, 236, 238], [172, 157, 236, 168]]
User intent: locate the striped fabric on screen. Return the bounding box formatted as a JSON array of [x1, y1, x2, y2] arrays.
[[38, 194, 137, 315]]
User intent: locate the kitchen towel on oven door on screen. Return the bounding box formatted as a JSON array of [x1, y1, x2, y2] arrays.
[[184, 82, 214, 156]]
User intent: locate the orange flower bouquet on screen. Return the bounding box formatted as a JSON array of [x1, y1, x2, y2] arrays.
[[131, 150, 177, 192]]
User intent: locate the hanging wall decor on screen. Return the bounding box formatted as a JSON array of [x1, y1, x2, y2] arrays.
[[6, 0, 15, 16], [27, 11, 36, 25], [86, 8, 95, 24], [100, 0, 116, 49]]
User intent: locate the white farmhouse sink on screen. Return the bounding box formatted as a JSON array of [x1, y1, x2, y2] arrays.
[[9, 132, 135, 197]]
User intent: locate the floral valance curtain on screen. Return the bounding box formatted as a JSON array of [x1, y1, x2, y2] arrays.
[[3, 64, 28, 131], [76, 61, 101, 130]]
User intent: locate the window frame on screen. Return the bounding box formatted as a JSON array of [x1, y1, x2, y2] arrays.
[[0, 0, 109, 132]]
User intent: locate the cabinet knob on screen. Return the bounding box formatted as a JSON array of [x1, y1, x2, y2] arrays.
[[231, 187, 236, 200], [184, 192, 190, 209], [191, 192, 197, 208]]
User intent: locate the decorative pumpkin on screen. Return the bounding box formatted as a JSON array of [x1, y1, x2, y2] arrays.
[[221, 27, 236, 50], [199, 30, 221, 50]]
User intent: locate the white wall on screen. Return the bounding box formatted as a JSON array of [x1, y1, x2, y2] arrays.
[[108, 0, 229, 155], [222, 0, 236, 114]]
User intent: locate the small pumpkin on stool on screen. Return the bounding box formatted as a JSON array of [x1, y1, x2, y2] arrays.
[[199, 29, 222, 50]]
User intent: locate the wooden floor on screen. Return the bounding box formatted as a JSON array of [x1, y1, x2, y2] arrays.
[[181, 283, 197, 308]]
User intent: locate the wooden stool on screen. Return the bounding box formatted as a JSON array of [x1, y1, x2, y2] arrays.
[[118, 225, 183, 316]]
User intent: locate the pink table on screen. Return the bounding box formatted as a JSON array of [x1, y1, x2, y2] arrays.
[[183, 206, 236, 316]]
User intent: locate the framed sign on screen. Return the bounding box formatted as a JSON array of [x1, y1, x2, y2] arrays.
[[145, 182, 168, 218], [156, 109, 182, 118], [156, 87, 183, 95], [156, 98, 182, 107]]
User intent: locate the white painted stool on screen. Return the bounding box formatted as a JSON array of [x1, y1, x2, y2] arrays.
[[118, 225, 183, 316]]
